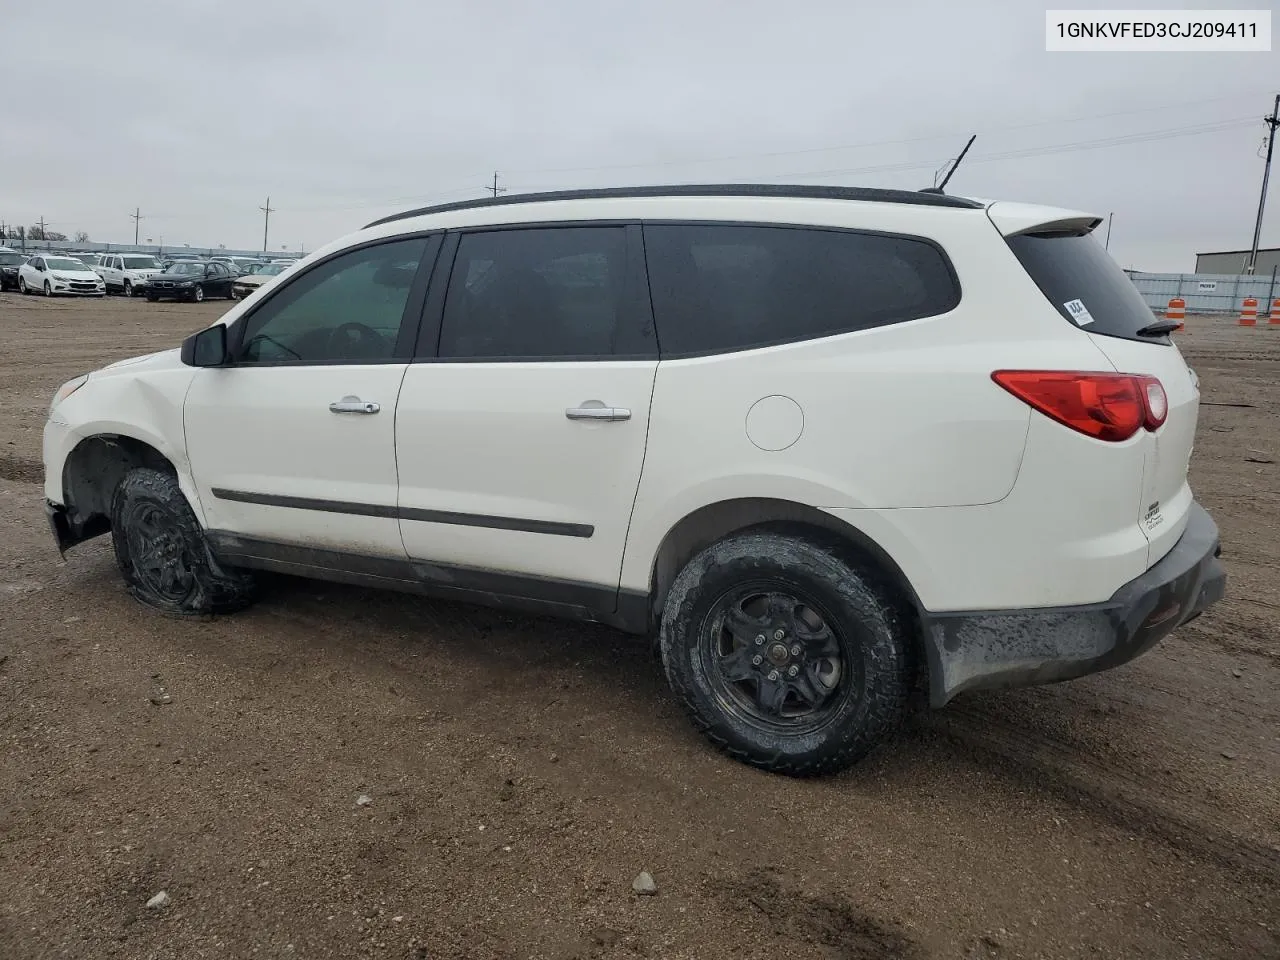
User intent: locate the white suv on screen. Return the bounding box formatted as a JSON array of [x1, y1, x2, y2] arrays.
[[97, 253, 162, 296], [41, 185, 1226, 776]]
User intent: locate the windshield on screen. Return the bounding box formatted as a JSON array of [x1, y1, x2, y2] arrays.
[[0, 253, 22, 266], [123, 256, 158, 270], [48, 258, 91, 271], [167, 262, 207, 276], [258, 264, 288, 277]]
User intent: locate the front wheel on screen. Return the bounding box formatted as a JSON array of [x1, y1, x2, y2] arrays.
[[146, 293, 157, 302], [43, 281, 52, 297], [192, 285, 204, 303], [659, 531, 910, 777], [110, 468, 257, 616], [18, 277, 28, 294], [123, 280, 133, 297]]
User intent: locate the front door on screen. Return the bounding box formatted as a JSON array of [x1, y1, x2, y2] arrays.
[[396, 225, 658, 599], [184, 234, 438, 557]]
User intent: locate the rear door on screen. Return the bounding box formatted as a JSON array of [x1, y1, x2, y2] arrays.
[[395, 224, 658, 598], [1001, 223, 1198, 566]]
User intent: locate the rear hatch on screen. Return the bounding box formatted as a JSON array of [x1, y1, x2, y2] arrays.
[[994, 208, 1199, 568]]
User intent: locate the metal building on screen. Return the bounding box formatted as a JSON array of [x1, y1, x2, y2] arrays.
[[1194, 247, 1280, 275]]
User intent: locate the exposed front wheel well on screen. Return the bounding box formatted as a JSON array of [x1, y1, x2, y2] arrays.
[[646, 498, 926, 685], [59, 435, 178, 548]]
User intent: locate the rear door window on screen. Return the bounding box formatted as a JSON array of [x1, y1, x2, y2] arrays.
[[1005, 231, 1166, 344], [643, 224, 960, 356]]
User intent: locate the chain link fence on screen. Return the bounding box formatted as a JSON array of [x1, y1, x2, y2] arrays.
[[1127, 267, 1280, 315]]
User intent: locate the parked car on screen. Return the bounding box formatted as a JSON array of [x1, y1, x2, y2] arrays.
[[0, 246, 23, 291], [211, 255, 263, 274], [230, 261, 290, 299], [160, 255, 202, 271], [145, 260, 236, 302], [39, 184, 1225, 777], [18, 254, 105, 296], [98, 253, 162, 296], [74, 253, 102, 268]]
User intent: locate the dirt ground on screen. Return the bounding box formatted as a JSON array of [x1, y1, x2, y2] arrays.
[[0, 294, 1277, 960]]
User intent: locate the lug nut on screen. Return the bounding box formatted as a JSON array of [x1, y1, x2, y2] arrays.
[[787, 665, 799, 678], [773, 629, 786, 641], [751, 654, 763, 666], [754, 635, 765, 645], [790, 644, 802, 657], [767, 670, 780, 682]]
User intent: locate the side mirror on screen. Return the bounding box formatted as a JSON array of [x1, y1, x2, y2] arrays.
[[181, 324, 229, 367]]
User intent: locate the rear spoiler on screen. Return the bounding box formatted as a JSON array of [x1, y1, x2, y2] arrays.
[[986, 201, 1104, 238]]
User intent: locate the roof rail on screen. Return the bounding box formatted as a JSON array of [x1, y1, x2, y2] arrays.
[[364, 183, 985, 228]]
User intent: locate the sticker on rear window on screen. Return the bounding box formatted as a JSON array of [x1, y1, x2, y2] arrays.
[[1063, 298, 1096, 326]]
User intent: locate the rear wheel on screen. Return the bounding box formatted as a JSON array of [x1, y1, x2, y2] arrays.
[[110, 468, 256, 616], [659, 531, 910, 776]]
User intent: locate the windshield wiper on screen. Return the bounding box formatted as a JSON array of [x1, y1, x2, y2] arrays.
[[1135, 319, 1180, 337]]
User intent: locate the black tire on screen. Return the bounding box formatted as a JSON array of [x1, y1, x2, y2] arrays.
[[659, 532, 910, 777], [146, 293, 157, 302], [110, 467, 256, 616]]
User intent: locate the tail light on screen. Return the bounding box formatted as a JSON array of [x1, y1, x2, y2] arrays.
[[992, 371, 1167, 442]]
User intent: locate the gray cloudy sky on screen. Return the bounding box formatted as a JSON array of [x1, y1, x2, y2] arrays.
[[2, 0, 1276, 270]]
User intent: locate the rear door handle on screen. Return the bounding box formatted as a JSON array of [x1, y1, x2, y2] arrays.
[[329, 395, 380, 415], [566, 403, 631, 422]]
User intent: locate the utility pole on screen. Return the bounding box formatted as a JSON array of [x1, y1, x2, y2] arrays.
[[260, 196, 275, 254], [1105, 212, 1114, 251], [130, 207, 143, 245], [1246, 93, 1280, 275], [36, 216, 48, 241], [488, 171, 506, 199]]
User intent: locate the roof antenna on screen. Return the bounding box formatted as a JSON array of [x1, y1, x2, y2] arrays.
[[920, 134, 976, 194]]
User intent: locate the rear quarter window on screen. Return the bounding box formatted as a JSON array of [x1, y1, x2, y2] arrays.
[[644, 224, 960, 356], [1006, 231, 1166, 344]]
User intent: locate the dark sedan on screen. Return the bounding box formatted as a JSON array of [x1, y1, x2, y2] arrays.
[[0, 249, 24, 291], [144, 261, 236, 302]]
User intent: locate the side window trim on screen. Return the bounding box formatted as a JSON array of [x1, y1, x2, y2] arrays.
[[224, 231, 443, 367], [639, 219, 962, 360], [411, 222, 658, 363]]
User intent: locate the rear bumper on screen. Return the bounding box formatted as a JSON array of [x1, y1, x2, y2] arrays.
[[922, 501, 1226, 706]]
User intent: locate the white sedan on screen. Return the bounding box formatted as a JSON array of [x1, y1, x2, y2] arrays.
[[19, 255, 106, 297]]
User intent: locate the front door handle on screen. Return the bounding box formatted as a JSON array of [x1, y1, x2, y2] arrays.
[[329, 395, 380, 415], [566, 402, 631, 422]]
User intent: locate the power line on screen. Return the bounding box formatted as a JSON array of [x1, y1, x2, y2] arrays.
[[753, 117, 1258, 183], [501, 90, 1276, 178]]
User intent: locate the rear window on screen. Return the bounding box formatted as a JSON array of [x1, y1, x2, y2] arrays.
[[0, 253, 22, 266], [644, 224, 960, 356], [1006, 231, 1166, 344]]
